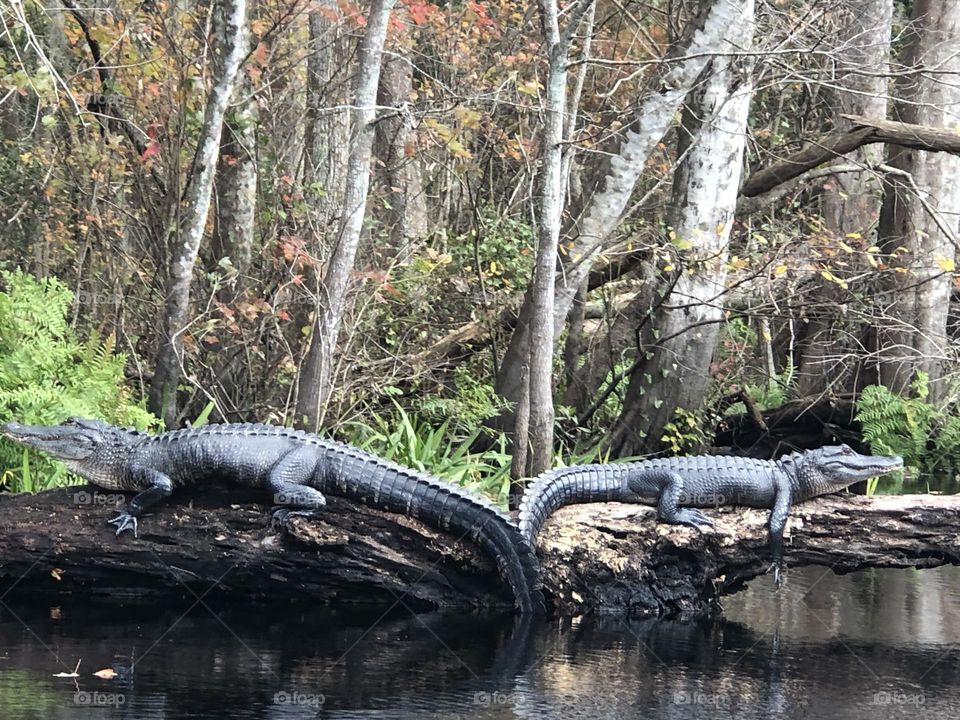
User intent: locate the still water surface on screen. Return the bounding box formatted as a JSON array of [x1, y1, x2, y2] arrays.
[[0, 564, 957, 719]]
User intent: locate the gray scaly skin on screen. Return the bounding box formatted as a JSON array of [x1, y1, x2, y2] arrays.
[[2, 418, 545, 614], [518, 446, 903, 584]]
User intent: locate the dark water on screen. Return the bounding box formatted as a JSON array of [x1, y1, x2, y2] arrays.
[[1, 565, 958, 719]]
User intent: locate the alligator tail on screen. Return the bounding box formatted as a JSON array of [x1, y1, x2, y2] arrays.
[[518, 464, 629, 545], [323, 445, 545, 615]]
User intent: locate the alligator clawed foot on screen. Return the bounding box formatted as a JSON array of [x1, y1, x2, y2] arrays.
[[107, 512, 139, 538], [676, 508, 715, 530], [271, 507, 321, 529]]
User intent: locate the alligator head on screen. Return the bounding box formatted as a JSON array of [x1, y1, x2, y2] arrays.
[[780, 444, 904, 498], [1, 417, 139, 489]]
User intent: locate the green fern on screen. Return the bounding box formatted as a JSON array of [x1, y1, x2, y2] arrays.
[[855, 371, 960, 489], [0, 270, 159, 492]]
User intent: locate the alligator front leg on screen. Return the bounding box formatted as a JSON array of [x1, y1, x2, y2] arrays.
[[766, 476, 794, 587], [266, 447, 327, 527], [109, 467, 173, 538]]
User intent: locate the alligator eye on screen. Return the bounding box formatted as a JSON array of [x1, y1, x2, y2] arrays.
[[841, 445, 853, 455]]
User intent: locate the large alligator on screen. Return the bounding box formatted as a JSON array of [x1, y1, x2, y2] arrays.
[[1, 418, 544, 614], [518, 445, 903, 583]]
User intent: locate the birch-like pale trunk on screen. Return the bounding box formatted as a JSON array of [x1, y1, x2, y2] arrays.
[[608, 0, 755, 456], [878, 0, 960, 402], [494, 0, 744, 426], [148, 0, 248, 427], [796, 0, 893, 397], [294, 0, 396, 431]]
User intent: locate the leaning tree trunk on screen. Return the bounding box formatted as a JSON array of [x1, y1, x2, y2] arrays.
[[148, 0, 248, 428], [492, 0, 745, 436], [607, 0, 755, 456], [294, 0, 396, 431], [877, 0, 960, 402], [795, 0, 893, 397]]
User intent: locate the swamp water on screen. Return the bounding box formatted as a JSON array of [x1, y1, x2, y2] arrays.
[[0, 564, 958, 719]]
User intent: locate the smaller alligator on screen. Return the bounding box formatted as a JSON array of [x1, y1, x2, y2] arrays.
[[518, 445, 903, 583], [2, 418, 544, 614]]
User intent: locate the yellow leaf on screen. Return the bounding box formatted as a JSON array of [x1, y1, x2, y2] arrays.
[[518, 79, 541, 96], [846, 232, 862, 239], [820, 270, 835, 282], [489, 260, 498, 273], [774, 264, 787, 276], [663, 264, 674, 272], [937, 256, 955, 272], [839, 241, 854, 253], [867, 246, 880, 253], [454, 107, 482, 129]]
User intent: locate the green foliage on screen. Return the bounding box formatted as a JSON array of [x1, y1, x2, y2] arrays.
[[0, 270, 158, 492], [660, 407, 708, 454], [345, 402, 514, 508], [855, 372, 960, 492], [418, 367, 509, 434]]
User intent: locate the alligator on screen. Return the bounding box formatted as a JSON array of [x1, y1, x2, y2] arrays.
[[518, 445, 903, 584], [1, 418, 544, 614]]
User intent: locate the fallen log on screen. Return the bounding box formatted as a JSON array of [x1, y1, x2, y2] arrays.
[[537, 494, 960, 617], [0, 487, 957, 618], [0, 485, 510, 611]]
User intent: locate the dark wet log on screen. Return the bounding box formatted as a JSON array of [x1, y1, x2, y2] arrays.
[[714, 395, 861, 457], [0, 485, 510, 611], [536, 494, 960, 617], [4, 487, 958, 618]]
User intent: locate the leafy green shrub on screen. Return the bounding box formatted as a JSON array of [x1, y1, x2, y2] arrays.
[[0, 269, 158, 491], [344, 402, 514, 507]]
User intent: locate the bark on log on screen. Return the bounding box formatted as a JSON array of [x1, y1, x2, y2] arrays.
[[536, 494, 960, 618], [0, 486, 510, 611], [1, 487, 957, 619]]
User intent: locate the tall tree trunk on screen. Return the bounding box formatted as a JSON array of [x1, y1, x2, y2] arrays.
[[148, 0, 248, 427], [303, 1, 351, 233], [375, 51, 429, 256], [493, 0, 744, 436], [212, 71, 258, 287], [877, 0, 960, 401], [607, 0, 755, 456], [294, 0, 396, 431], [795, 0, 893, 397]]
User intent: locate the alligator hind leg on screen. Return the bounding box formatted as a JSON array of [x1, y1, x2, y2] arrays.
[[637, 470, 715, 530], [267, 447, 327, 527]]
